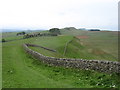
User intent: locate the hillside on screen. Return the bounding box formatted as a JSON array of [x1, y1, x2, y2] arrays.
[[29, 29, 118, 61], [2, 29, 119, 88], [60, 27, 85, 36]]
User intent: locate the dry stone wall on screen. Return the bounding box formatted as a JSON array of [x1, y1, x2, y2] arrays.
[[26, 43, 56, 52], [23, 44, 120, 74]]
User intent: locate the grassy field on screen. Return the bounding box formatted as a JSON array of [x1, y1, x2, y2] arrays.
[[2, 30, 119, 88], [29, 36, 73, 58], [2, 32, 23, 41], [2, 31, 45, 41], [29, 31, 118, 61]]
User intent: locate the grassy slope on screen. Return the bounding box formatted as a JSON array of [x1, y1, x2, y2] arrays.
[[2, 39, 73, 88], [80, 31, 118, 59], [65, 37, 117, 61], [2, 32, 23, 41], [29, 33, 118, 61], [29, 36, 73, 58], [2, 30, 49, 42], [60, 29, 85, 36], [60, 30, 118, 61], [2, 32, 18, 38], [2, 30, 119, 88]]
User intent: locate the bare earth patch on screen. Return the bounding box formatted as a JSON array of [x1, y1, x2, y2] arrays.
[[92, 49, 106, 55], [88, 48, 106, 55], [100, 31, 110, 32]]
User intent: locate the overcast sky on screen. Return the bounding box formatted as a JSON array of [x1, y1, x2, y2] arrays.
[[0, 0, 119, 30]]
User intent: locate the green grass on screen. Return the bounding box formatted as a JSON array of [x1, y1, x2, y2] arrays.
[[79, 31, 118, 61], [2, 39, 120, 88], [60, 29, 85, 36], [29, 33, 118, 61], [3, 39, 70, 88], [64, 37, 117, 61], [60, 29, 118, 60], [2, 32, 23, 41], [3, 36, 23, 41], [2, 32, 18, 38], [28, 36, 73, 57], [2, 30, 119, 88]]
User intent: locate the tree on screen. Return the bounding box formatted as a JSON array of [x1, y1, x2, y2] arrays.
[[89, 29, 100, 31], [22, 31, 25, 35], [17, 31, 26, 36], [2, 39, 6, 42], [49, 28, 61, 35]]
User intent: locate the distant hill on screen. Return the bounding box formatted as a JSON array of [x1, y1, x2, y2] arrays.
[[1, 29, 46, 32], [60, 27, 86, 36], [78, 28, 86, 30], [61, 27, 77, 31], [1, 29, 23, 32]]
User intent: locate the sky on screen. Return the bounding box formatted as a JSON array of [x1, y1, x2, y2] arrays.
[[0, 0, 119, 31]]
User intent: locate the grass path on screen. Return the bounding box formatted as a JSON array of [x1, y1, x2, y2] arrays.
[[63, 40, 72, 56], [2, 40, 74, 88]]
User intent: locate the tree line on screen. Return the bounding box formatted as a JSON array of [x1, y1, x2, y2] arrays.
[[2, 28, 61, 42], [23, 28, 61, 39]]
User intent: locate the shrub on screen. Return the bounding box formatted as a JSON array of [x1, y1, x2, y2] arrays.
[[2, 39, 6, 42], [17, 31, 26, 36]]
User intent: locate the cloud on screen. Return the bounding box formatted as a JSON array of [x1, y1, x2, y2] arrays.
[[0, 0, 119, 30]]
